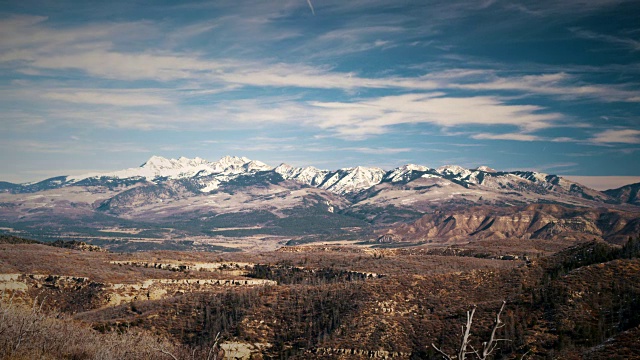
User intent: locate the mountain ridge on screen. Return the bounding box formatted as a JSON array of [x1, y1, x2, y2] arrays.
[[604, 182, 640, 206], [378, 204, 640, 245], [2, 155, 637, 198], [1, 155, 639, 250]]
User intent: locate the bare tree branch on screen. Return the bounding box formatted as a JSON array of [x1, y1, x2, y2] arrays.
[[207, 332, 224, 360], [152, 346, 179, 360], [430, 301, 510, 360], [458, 306, 476, 360], [478, 300, 509, 360], [432, 343, 454, 360]]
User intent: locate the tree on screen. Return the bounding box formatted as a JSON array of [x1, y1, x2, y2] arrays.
[[432, 301, 509, 360]]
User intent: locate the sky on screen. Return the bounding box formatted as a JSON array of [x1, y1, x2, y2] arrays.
[[1, 0, 639, 189]]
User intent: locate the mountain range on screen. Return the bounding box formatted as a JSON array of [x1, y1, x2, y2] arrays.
[[1, 155, 639, 249]]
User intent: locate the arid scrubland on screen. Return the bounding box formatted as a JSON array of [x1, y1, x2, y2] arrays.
[[1, 236, 639, 359]]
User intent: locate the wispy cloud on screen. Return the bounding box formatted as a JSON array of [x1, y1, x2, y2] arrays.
[[338, 147, 412, 154], [452, 72, 640, 103], [304, 93, 562, 139], [0, 15, 155, 57], [306, 0, 316, 15], [570, 27, 640, 52], [29, 50, 224, 81], [1, 111, 47, 130], [0, 139, 150, 154], [3, 15, 639, 106], [590, 129, 640, 144], [508, 0, 633, 16], [9, 91, 564, 141], [539, 162, 579, 171], [471, 133, 543, 141], [43, 90, 172, 106], [316, 26, 405, 42]]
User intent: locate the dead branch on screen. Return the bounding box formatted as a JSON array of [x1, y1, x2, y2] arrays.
[[152, 346, 179, 360], [12, 295, 47, 354], [431, 343, 453, 360], [430, 301, 509, 360], [477, 300, 508, 360], [207, 332, 225, 360], [458, 306, 476, 360]]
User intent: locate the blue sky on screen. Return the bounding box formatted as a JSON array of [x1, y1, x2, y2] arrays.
[[1, 0, 639, 188]]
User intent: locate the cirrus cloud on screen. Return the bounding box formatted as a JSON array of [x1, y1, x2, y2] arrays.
[[590, 129, 640, 144]]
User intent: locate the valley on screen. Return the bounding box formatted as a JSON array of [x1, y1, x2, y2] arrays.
[[1, 235, 639, 359]]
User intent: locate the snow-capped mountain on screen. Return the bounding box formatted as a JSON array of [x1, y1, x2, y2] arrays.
[[67, 156, 271, 183], [0, 155, 629, 206], [274, 164, 328, 187], [382, 164, 431, 183], [275, 164, 386, 195], [1, 155, 639, 250], [435, 165, 473, 180]]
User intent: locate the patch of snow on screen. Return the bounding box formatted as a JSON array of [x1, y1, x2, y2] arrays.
[[436, 165, 472, 179], [476, 165, 496, 173], [385, 164, 431, 182], [200, 180, 220, 193]]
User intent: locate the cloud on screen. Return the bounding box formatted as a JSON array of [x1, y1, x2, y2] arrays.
[[44, 90, 172, 106], [551, 137, 579, 143], [21, 47, 444, 90], [165, 21, 220, 44], [0, 139, 149, 154], [29, 50, 225, 81], [339, 147, 412, 154], [1, 111, 47, 130], [471, 133, 543, 141], [17, 91, 563, 142], [0, 15, 154, 55], [453, 72, 640, 103], [304, 93, 562, 139], [3, 16, 638, 105], [229, 143, 301, 152], [208, 62, 441, 91], [539, 162, 578, 170], [317, 26, 405, 42], [301, 25, 403, 57], [570, 27, 640, 52], [590, 129, 640, 144], [306, 0, 316, 15]]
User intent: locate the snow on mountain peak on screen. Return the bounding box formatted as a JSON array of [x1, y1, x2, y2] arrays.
[[401, 164, 430, 172], [437, 165, 465, 174], [476, 165, 496, 173], [244, 160, 272, 172], [141, 155, 211, 171], [384, 164, 432, 183], [275, 164, 328, 187], [207, 156, 270, 174], [215, 155, 247, 167], [67, 155, 270, 183], [42, 155, 612, 201], [436, 165, 473, 178], [141, 155, 171, 168], [275, 163, 293, 171], [321, 166, 386, 195]]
